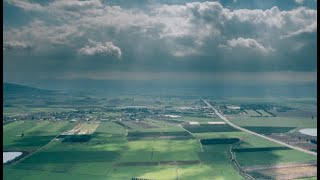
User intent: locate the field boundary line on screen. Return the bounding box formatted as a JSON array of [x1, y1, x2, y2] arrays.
[[202, 99, 317, 156], [180, 125, 203, 152]]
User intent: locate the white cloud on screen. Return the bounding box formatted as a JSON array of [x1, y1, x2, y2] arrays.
[[281, 22, 317, 38], [3, 41, 32, 50], [171, 46, 202, 57], [4, 1, 317, 57], [295, 0, 304, 4], [5, 0, 45, 11], [49, 0, 102, 10], [6, 0, 102, 12], [78, 40, 122, 58], [225, 37, 275, 54]]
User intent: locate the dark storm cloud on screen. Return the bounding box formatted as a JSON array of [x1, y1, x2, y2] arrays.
[[3, 0, 317, 85]]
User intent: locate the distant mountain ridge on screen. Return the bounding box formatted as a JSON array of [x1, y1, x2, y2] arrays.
[[3, 83, 55, 97]]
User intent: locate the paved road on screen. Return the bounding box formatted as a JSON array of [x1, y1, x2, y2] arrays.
[[202, 99, 317, 156]]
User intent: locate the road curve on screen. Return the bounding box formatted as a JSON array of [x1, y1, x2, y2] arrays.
[[202, 99, 317, 156]]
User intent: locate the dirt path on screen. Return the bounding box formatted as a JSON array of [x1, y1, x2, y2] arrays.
[[202, 99, 317, 156]]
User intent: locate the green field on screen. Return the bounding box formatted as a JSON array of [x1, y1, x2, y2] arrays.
[[123, 119, 184, 132], [119, 139, 200, 162], [230, 117, 317, 128], [4, 121, 74, 152], [4, 105, 317, 180], [178, 116, 223, 123], [4, 121, 127, 179], [235, 135, 317, 167]]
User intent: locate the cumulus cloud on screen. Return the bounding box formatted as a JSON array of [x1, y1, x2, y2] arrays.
[[50, 0, 102, 10], [6, 0, 102, 12], [281, 22, 317, 38], [5, 0, 45, 11], [3, 41, 32, 50], [223, 37, 274, 55], [295, 0, 304, 4], [78, 40, 122, 58], [4, 1, 317, 58]]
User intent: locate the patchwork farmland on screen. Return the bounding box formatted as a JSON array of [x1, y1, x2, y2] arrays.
[[3, 96, 317, 179]]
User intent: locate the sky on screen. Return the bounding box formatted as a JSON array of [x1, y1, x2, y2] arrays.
[[3, 0, 317, 94]]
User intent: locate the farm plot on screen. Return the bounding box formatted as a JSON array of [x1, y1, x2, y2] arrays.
[[127, 131, 193, 140], [109, 161, 244, 179], [244, 109, 261, 116], [61, 122, 100, 135], [13, 136, 122, 172], [4, 120, 128, 179], [123, 119, 184, 133], [192, 131, 249, 179], [268, 133, 317, 151], [193, 131, 248, 140], [200, 138, 240, 145], [256, 110, 273, 117], [3, 121, 74, 152], [183, 124, 240, 133], [176, 164, 244, 180], [4, 167, 108, 180], [179, 116, 223, 123], [107, 165, 178, 179], [123, 121, 158, 129], [119, 139, 201, 163], [241, 126, 296, 134], [244, 162, 317, 180], [230, 117, 317, 128], [95, 121, 125, 135], [236, 149, 317, 167], [113, 121, 132, 129], [123, 119, 185, 132], [234, 135, 317, 167]]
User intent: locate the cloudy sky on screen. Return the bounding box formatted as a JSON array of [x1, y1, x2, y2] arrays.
[[3, 0, 317, 91]]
